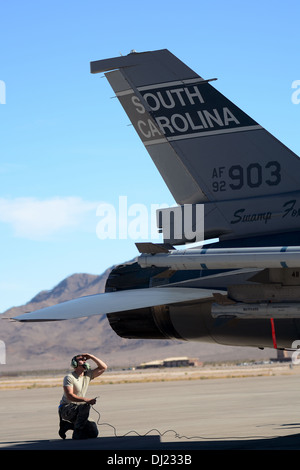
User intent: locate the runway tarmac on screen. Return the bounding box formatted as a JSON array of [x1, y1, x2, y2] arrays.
[[1, 369, 300, 451]]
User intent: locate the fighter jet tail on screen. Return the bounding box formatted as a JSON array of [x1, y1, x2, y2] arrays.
[[91, 50, 299, 203], [91, 50, 300, 245]]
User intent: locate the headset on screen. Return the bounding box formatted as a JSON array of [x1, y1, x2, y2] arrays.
[[71, 355, 91, 370]]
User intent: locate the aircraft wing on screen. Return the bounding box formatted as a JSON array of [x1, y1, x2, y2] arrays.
[[13, 287, 224, 322]]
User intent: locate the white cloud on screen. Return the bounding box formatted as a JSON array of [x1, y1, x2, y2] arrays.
[[0, 196, 99, 240]]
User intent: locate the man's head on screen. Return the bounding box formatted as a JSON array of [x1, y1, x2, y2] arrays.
[[71, 355, 91, 370]]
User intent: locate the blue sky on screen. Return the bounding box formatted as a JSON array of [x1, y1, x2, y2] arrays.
[[0, 0, 299, 312]]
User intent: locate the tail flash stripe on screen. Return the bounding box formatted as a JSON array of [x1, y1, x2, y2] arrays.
[[145, 125, 262, 146]]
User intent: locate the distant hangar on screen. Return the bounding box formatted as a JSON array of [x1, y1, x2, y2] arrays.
[[137, 356, 202, 369]]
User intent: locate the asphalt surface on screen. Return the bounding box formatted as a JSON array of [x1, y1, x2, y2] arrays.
[[1, 372, 300, 451]]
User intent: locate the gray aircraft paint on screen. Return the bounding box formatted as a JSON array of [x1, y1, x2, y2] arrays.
[[92, 50, 300, 244]]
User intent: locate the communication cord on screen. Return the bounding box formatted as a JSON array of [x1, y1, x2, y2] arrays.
[[91, 404, 277, 441]]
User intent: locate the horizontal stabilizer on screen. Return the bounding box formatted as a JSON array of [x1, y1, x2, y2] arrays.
[[14, 287, 222, 322]]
